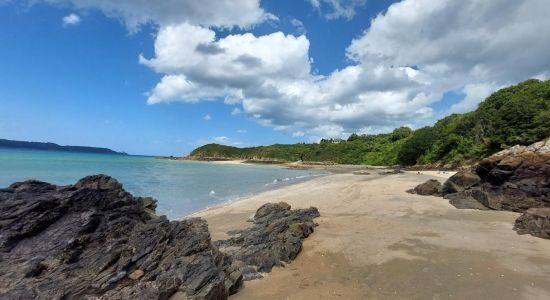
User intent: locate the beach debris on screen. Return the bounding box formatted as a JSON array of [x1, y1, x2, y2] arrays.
[[0, 175, 242, 299], [215, 202, 320, 281]]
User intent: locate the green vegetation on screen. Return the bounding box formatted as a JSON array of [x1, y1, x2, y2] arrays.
[[191, 79, 550, 166]]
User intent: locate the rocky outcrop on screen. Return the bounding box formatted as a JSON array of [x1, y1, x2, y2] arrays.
[[215, 202, 320, 281], [408, 179, 442, 196], [514, 208, 550, 239], [0, 175, 242, 299], [471, 139, 550, 212], [409, 139, 549, 216], [0, 176, 320, 299]]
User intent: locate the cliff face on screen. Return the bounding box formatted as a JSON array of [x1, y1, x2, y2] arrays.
[[0, 175, 241, 299]]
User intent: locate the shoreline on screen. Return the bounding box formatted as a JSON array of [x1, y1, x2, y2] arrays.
[[185, 171, 329, 220], [195, 171, 550, 299]]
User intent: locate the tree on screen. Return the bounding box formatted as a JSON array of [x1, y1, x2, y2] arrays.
[[397, 127, 437, 165], [390, 127, 413, 141]]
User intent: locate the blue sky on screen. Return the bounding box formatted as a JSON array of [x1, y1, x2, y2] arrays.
[[0, 0, 549, 155]]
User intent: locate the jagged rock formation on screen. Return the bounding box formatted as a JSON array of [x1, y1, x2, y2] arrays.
[[215, 202, 320, 281], [0, 175, 242, 299], [514, 208, 550, 239], [0, 175, 320, 299]]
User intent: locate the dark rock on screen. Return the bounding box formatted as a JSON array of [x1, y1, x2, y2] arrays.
[[438, 139, 550, 213], [444, 191, 489, 210], [472, 139, 550, 212], [409, 179, 442, 196], [379, 169, 404, 175], [441, 171, 481, 194], [514, 208, 550, 239], [215, 202, 320, 281], [0, 175, 242, 300]]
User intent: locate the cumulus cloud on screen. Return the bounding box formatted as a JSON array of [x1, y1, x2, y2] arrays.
[[203, 114, 212, 121], [307, 0, 367, 20], [141, 0, 550, 139], [19, 0, 550, 140], [346, 0, 550, 115], [62, 13, 80, 26], [36, 0, 269, 30]]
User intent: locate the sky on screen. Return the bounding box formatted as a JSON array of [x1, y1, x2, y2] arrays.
[[0, 0, 549, 156]]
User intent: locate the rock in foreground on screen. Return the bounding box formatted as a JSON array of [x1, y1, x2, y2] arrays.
[[407, 179, 442, 196], [215, 202, 320, 281], [0, 175, 242, 299], [514, 208, 550, 239]]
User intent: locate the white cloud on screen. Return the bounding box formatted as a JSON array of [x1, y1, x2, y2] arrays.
[[141, 0, 550, 139], [448, 83, 498, 114], [213, 136, 229, 143], [205, 136, 247, 146], [231, 108, 242, 116], [292, 131, 305, 137], [62, 13, 80, 26], [307, 0, 367, 20], [290, 18, 306, 34], [203, 114, 212, 121], [22, 0, 550, 141], [38, 0, 268, 30], [237, 129, 247, 133]]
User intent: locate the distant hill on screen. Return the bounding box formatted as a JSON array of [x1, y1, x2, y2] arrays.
[[190, 79, 550, 167], [0, 139, 127, 155]]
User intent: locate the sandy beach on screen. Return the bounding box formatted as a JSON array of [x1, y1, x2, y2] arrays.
[[195, 170, 550, 300]]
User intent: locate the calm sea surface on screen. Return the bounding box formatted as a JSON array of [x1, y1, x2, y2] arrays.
[[0, 148, 324, 219]]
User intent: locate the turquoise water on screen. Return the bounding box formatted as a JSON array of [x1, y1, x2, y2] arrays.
[[0, 148, 324, 219]]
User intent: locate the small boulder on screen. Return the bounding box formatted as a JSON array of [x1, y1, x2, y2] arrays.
[[254, 202, 291, 222], [514, 208, 550, 239], [410, 179, 442, 196], [441, 171, 481, 194]]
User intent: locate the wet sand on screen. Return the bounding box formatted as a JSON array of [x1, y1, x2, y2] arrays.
[[194, 171, 550, 300]]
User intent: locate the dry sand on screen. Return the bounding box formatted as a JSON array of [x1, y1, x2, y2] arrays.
[[194, 171, 550, 300]]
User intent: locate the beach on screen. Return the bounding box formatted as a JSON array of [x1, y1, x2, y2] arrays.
[[195, 170, 550, 299]]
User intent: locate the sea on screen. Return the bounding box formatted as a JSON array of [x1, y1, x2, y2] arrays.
[[0, 148, 325, 219]]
